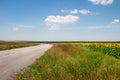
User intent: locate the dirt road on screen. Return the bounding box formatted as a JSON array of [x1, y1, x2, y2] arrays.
[[0, 44, 53, 80]]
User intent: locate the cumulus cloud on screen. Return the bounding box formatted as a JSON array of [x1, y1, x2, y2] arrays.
[[45, 15, 79, 30], [88, 0, 114, 5], [111, 19, 120, 24], [45, 15, 79, 24], [79, 9, 91, 15], [65, 9, 99, 15]]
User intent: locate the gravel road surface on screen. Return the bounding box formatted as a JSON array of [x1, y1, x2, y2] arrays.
[[0, 44, 53, 80]]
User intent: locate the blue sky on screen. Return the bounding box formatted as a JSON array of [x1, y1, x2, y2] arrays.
[[0, 0, 120, 41]]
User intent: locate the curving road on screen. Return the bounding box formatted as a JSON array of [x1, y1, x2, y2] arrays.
[[0, 44, 53, 80]]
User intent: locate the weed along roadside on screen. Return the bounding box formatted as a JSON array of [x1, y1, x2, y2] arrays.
[[0, 42, 39, 51], [14, 43, 120, 80]]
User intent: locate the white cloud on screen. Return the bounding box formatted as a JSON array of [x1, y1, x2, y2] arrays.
[[49, 24, 60, 30], [9, 23, 34, 32], [79, 9, 91, 15], [89, 0, 100, 4], [45, 15, 79, 24], [61, 10, 68, 13], [88, 0, 114, 5], [45, 15, 79, 30], [89, 19, 120, 29], [13, 27, 19, 32], [70, 9, 78, 14], [9, 23, 34, 28], [111, 19, 120, 24], [69, 9, 99, 15]]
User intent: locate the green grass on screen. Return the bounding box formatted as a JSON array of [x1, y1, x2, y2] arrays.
[[0, 42, 39, 51], [13, 44, 120, 80]]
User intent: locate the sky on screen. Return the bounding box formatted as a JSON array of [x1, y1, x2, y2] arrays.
[[0, 0, 120, 41]]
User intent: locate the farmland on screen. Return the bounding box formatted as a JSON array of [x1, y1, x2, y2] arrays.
[[14, 43, 120, 80], [0, 42, 39, 51], [76, 43, 120, 59]]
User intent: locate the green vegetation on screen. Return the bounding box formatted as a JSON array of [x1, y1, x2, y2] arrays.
[[77, 43, 120, 59], [0, 42, 39, 51], [87, 45, 120, 59], [14, 44, 120, 80]]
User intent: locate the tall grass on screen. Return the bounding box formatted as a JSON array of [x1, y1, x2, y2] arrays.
[[0, 42, 39, 51], [14, 44, 120, 80]]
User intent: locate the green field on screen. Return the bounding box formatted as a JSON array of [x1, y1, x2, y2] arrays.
[[13, 43, 120, 80]]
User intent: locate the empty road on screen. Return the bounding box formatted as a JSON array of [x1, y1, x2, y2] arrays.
[[0, 44, 53, 80]]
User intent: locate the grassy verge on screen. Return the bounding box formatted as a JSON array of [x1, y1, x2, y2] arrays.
[[14, 44, 120, 80], [0, 42, 39, 51]]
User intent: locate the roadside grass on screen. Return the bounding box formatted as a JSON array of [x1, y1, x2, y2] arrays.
[[0, 42, 39, 51], [14, 44, 120, 80]]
